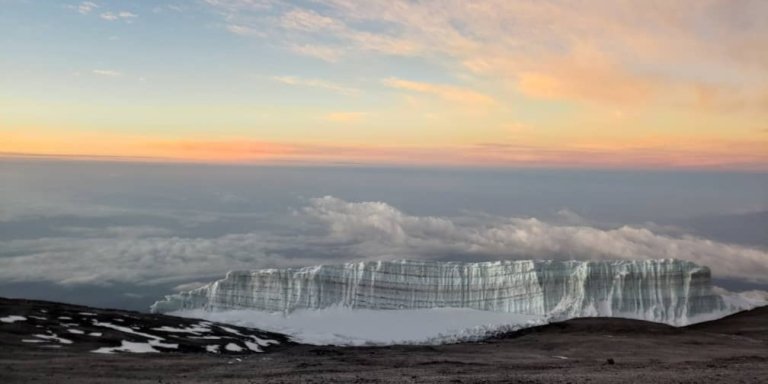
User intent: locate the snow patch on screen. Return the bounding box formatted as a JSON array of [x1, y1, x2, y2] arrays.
[[244, 341, 262, 352], [33, 333, 73, 344], [206, 344, 220, 353], [92, 321, 161, 341], [1, 315, 27, 323], [217, 325, 243, 336], [224, 343, 243, 352], [152, 324, 210, 334], [92, 341, 159, 354], [67, 329, 85, 335]]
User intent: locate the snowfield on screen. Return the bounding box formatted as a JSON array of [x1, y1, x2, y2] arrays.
[[173, 307, 547, 345]]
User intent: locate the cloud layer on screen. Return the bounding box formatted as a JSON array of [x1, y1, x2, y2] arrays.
[[1, 196, 765, 286]]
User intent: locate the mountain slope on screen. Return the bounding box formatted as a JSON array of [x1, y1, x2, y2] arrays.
[[0, 297, 291, 355]]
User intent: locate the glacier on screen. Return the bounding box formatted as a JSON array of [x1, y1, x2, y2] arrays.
[[151, 259, 751, 327]]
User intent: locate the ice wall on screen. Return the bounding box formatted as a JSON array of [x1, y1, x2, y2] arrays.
[[151, 260, 728, 325]]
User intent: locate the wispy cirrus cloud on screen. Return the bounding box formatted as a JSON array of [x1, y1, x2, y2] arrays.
[[73, 2, 137, 22], [383, 77, 496, 107], [100, 11, 137, 21], [76, 1, 98, 15], [91, 69, 122, 77], [205, 0, 768, 112], [289, 44, 343, 62], [271, 75, 359, 95]]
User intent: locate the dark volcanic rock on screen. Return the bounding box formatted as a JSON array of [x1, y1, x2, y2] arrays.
[[0, 297, 292, 355]]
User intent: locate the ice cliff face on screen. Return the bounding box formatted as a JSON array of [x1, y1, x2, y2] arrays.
[[151, 260, 729, 326]]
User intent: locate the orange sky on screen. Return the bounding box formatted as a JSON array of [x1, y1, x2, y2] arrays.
[[1, 1, 767, 170]]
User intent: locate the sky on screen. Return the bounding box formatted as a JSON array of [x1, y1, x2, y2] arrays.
[[1, 0, 767, 170]]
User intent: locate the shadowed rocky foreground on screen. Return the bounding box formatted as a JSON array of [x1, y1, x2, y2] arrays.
[[1, 297, 766, 383]]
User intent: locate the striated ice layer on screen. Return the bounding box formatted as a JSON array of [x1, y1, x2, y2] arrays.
[[151, 259, 731, 326]]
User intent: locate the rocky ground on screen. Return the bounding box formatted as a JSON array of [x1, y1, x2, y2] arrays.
[[1, 297, 766, 383]]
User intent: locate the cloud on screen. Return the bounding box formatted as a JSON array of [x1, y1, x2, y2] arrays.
[[91, 69, 122, 77], [280, 9, 343, 31], [303, 196, 768, 284], [271, 75, 358, 95], [99, 12, 118, 21], [76, 1, 98, 15], [1, 196, 766, 286], [383, 77, 496, 107], [322, 112, 366, 123], [118, 11, 137, 19], [100, 11, 137, 22], [204, 0, 768, 112], [289, 44, 343, 62], [226, 24, 263, 37]]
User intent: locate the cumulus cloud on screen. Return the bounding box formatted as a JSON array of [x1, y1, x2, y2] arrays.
[[303, 197, 768, 283], [2, 196, 765, 286], [0, 232, 321, 285]]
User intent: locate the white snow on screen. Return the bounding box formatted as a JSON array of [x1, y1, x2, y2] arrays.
[[91, 321, 177, 348], [0, 315, 27, 323], [92, 321, 159, 340], [22, 339, 46, 343], [206, 344, 220, 353], [243, 341, 262, 352], [92, 341, 160, 354], [89, 332, 102, 337], [150, 340, 178, 349], [33, 333, 73, 344], [78, 312, 97, 316], [29, 316, 47, 320], [250, 336, 279, 347], [67, 329, 85, 335], [224, 343, 243, 352], [58, 316, 72, 320], [174, 307, 544, 346], [217, 325, 243, 336], [152, 324, 210, 334]]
